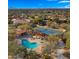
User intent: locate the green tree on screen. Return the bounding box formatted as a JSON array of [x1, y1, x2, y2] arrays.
[[48, 35, 59, 51], [17, 23, 32, 30], [8, 28, 16, 41], [33, 18, 43, 24], [66, 31, 70, 48]]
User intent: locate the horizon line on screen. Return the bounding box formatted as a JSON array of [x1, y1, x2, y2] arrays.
[[8, 8, 70, 9]]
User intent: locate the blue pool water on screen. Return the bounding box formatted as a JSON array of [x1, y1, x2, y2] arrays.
[[21, 39, 39, 49]]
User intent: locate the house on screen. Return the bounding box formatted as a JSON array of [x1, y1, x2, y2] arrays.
[[12, 18, 26, 25]]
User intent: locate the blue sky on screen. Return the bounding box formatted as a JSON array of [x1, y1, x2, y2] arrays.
[[8, 0, 70, 9]]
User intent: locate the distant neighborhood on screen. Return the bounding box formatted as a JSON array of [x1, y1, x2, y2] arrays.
[[8, 9, 70, 59]]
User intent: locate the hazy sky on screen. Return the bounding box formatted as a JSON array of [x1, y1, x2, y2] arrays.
[[8, 0, 70, 9]]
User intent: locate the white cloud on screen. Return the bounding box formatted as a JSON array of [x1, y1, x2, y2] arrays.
[[64, 4, 70, 8], [59, 0, 70, 3], [59, 4, 70, 8]]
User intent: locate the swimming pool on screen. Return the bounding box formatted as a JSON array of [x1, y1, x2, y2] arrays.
[[21, 39, 39, 49]]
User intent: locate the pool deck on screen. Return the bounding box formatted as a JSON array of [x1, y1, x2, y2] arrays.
[[29, 39, 49, 54], [17, 35, 49, 54], [21, 37, 49, 54]]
